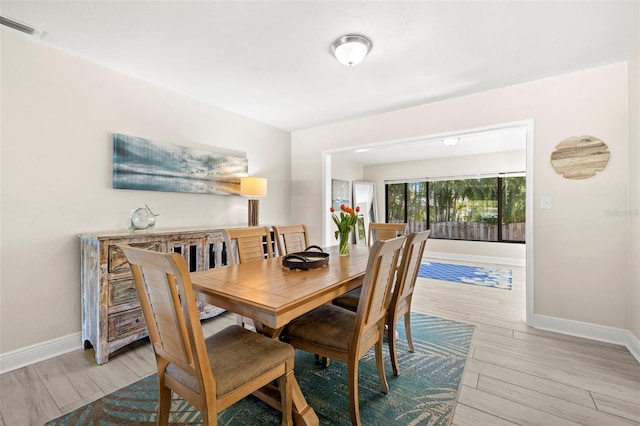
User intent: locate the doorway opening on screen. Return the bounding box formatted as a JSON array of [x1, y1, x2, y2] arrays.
[[323, 120, 534, 325]]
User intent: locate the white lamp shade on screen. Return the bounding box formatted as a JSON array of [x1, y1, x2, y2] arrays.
[[240, 177, 267, 197]]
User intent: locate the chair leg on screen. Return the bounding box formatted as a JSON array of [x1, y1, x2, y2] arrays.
[[278, 364, 293, 426], [347, 360, 361, 426], [157, 385, 171, 426], [314, 354, 331, 367], [201, 410, 217, 426], [202, 392, 218, 425], [387, 318, 400, 376], [375, 339, 389, 394], [404, 312, 414, 353]]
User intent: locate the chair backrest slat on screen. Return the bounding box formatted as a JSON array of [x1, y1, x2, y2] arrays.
[[353, 236, 406, 349], [273, 224, 310, 255], [395, 230, 431, 303], [368, 223, 406, 246], [225, 226, 274, 264], [144, 267, 192, 363]]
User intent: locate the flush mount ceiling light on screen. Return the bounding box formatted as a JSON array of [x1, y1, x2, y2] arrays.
[[331, 34, 372, 66], [442, 138, 460, 147]]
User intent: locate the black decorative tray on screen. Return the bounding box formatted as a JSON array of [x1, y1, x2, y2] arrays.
[[282, 246, 329, 270]]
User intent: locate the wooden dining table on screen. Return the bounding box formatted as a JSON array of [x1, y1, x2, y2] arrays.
[[190, 243, 370, 426]]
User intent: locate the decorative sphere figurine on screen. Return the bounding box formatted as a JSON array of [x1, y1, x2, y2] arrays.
[[130, 205, 158, 231]]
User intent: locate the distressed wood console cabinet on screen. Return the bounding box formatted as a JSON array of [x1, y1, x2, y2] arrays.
[[80, 227, 231, 364]]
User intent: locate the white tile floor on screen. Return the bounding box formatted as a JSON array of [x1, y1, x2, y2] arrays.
[[1, 260, 638, 425]]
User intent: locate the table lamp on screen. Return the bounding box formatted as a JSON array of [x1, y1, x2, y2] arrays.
[[240, 177, 267, 226]]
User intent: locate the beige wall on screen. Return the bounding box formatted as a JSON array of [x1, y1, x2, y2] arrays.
[[0, 30, 291, 354], [629, 50, 640, 341], [292, 62, 631, 330]]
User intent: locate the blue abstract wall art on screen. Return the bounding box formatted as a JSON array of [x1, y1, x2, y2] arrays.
[[113, 133, 248, 195]]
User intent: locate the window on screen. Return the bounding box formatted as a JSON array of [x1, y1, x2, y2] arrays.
[[385, 175, 525, 243], [407, 182, 428, 232], [386, 183, 406, 223], [501, 176, 526, 242], [386, 182, 429, 231]]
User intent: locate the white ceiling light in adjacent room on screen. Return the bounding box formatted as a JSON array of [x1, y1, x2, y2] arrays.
[[331, 34, 372, 66], [442, 138, 459, 147]]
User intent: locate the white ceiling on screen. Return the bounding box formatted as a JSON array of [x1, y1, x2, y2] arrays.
[[334, 125, 528, 165], [2, 1, 638, 163]]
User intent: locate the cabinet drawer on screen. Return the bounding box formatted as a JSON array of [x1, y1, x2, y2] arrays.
[[108, 308, 146, 341], [108, 242, 164, 273], [108, 278, 139, 306]]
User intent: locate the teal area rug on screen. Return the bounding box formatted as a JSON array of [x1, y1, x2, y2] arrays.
[[47, 313, 474, 425], [418, 262, 512, 290]]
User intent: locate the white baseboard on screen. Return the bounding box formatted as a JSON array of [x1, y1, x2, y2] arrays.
[[534, 314, 640, 364], [0, 332, 82, 374], [425, 251, 526, 267], [2, 316, 637, 375], [627, 331, 640, 363]]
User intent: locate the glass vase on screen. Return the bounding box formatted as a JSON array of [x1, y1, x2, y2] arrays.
[[338, 231, 350, 256]]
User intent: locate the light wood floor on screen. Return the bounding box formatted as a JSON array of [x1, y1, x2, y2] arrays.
[[1, 260, 638, 425]]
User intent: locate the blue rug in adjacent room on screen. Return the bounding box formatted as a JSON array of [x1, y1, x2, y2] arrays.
[[418, 262, 512, 289]]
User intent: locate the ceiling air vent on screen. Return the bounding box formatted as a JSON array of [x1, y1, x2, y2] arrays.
[[0, 16, 44, 38]]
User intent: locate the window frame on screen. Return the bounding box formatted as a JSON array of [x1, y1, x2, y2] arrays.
[[385, 174, 525, 244]]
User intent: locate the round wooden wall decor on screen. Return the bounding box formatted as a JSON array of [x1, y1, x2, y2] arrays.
[[550, 135, 610, 179]]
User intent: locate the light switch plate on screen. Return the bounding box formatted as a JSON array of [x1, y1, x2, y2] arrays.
[[541, 195, 552, 209]]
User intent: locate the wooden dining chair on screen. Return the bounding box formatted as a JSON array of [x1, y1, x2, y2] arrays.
[[281, 235, 406, 426], [333, 230, 431, 376], [272, 224, 310, 255], [224, 226, 274, 330], [119, 245, 294, 426], [367, 222, 406, 246], [224, 226, 274, 263]]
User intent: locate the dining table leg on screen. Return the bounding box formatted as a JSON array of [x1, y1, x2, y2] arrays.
[[253, 375, 319, 425], [291, 374, 319, 425]]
